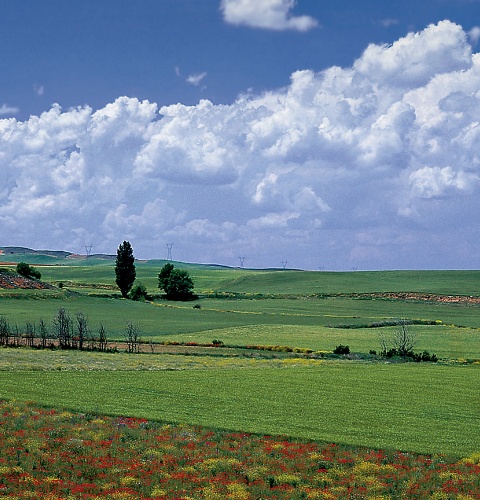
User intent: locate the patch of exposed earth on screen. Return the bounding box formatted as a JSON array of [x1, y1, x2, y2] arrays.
[[0, 270, 53, 290], [353, 292, 480, 304]]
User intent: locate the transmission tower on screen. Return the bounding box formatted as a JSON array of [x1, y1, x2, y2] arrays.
[[281, 260, 288, 270], [166, 243, 173, 261], [239, 256, 246, 268], [84, 244, 93, 258]]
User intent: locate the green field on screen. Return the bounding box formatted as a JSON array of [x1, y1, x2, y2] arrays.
[[1, 257, 479, 457], [0, 362, 478, 456], [1, 288, 479, 359]]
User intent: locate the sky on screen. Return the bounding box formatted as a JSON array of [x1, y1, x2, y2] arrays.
[[1, 0, 480, 270]]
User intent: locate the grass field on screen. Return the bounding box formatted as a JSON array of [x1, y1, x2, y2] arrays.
[[1, 258, 479, 461], [0, 360, 478, 456], [1, 291, 479, 358]]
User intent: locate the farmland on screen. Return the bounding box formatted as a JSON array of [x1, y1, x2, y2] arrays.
[[0, 251, 479, 497]]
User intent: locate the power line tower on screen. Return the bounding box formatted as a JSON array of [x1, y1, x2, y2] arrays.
[[84, 244, 93, 258], [239, 256, 246, 268], [166, 243, 173, 261], [281, 260, 288, 270]]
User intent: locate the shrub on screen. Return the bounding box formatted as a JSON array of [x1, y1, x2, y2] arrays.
[[333, 345, 350, 355], [381, 347, 437, 362], [129, 282, 149, 301]]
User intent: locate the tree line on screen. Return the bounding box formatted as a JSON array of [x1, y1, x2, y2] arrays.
[[0, 307, 148, 353], [0, 308, 109, 351], [115, 241, 195, 301]]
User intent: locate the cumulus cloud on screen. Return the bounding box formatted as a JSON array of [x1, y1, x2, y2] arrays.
[[2, 20, 480, 269], [220, 0, 318, 32]]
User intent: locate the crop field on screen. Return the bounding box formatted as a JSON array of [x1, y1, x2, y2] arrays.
[[0, 255, 479, 497]]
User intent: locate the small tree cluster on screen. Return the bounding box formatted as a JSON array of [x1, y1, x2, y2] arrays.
[[16, 262, 41, 280], [158, 262, 195, 301], [114, 241, 196, 301]]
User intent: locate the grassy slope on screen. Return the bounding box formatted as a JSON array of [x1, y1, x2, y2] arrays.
[[4, 257, 480, 295], [208, 269, 480, 296], [0, 363, 478, 456]]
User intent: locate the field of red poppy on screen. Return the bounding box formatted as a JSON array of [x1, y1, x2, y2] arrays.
[[1, 399, 479, 499]]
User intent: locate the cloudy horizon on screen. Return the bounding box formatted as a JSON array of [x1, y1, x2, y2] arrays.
[[2, 4, 480, 270]]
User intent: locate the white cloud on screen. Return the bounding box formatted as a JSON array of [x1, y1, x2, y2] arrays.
[[221, 0, 318, 32], [0, 104, 19, 116], [380, 18, 399, 28], [33, 84, 45, 96], [354, 21, 471, 88], [408, 166, 477, 198], [468, 26, 480, 45], [2, 20, 480, 269], [186, 72, 207, 86]]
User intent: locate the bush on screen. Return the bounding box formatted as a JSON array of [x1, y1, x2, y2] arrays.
[[129, 282, 149, 301], [380, 347, 437, 362], [333, 345, 350, 355]]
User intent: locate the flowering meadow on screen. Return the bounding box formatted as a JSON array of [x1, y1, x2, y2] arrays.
[[0, 400, 479, 499]]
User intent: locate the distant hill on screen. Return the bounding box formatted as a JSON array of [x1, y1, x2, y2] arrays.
[[0, 247, 118, 265], [0, 247, 231, 269], [0, 246, 72, 258]]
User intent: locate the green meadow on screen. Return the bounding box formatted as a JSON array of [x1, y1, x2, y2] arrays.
[[0, 256, 479, 456], [0, 363, 478, 456]]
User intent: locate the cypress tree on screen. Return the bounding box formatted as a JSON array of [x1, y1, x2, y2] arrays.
[[115, 241, 136, 298]]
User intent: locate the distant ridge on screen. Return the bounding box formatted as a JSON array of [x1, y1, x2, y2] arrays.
[[0, 247, 293, 270], [0, 247, 72, 258]]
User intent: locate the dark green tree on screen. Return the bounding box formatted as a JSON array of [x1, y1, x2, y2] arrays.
[[158, 263, 195, 301], [16, 262, 41, 280], [158, 262, 174, 291], [115, 241, 136, 298]]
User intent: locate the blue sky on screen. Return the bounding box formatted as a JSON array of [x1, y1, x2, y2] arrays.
[[1, 0, 480, 269]]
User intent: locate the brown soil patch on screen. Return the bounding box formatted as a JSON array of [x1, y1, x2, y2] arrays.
[[0, 270, 53, 290], [357, 292, 480, 304]]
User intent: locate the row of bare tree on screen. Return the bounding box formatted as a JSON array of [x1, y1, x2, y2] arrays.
[[0, 308, 109, 351]]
